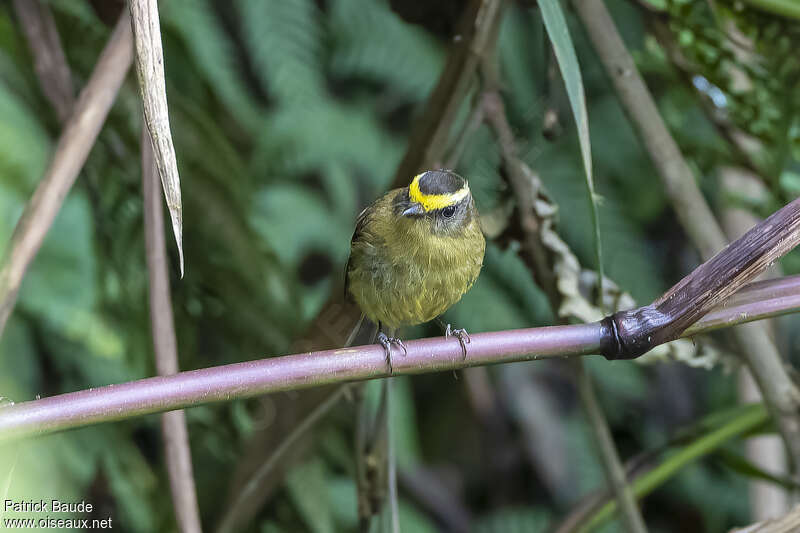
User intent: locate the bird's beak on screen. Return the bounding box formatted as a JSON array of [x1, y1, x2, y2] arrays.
[[402, 203, 425, 217]]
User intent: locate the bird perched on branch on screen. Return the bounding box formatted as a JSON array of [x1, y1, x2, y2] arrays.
[[346, 169, 486, 369]]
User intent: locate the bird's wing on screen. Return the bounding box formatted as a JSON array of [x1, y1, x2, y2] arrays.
[[344, 204, 372, 298]]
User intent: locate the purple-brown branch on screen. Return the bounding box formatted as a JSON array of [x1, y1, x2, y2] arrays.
[[0, 324, 603, 441], [1, 271, 800, 443]]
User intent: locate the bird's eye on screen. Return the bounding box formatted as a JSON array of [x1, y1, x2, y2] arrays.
[[442, 206, 456, 218]]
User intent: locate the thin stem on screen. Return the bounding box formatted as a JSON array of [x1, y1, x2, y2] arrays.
[[387, 379, 401, 533], [12, 0, 74, 122], [0, 12, 133, 339], [143, 128, 202, 533], [572, 360, 647, 533]]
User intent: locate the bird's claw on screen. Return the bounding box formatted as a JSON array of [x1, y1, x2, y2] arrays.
[[445, 324, 470, 360], [378, 332, 407, 374]]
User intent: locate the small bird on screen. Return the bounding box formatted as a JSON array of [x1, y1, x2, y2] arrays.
[[346, 169, 486, 369]]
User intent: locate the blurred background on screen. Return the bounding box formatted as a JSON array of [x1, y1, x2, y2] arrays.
[[1, 0, 799, 531]]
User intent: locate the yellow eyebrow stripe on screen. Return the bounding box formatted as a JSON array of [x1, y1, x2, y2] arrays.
[[409, 174, 469, 212]]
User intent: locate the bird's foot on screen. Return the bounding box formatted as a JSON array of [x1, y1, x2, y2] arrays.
[[445, 324, 470, 360], [378, 332, 407, 374]]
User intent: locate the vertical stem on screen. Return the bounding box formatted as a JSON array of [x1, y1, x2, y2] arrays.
[[722, 169, 791, 516], [142, 129, 202, 533], [12, 0, 74, 122], [572, 360, 648, 533], [387, 379, 401, 533]]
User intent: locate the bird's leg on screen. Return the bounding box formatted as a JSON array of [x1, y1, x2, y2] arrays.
[[377, 324, 406, 374], [436, 318, 470, 360]]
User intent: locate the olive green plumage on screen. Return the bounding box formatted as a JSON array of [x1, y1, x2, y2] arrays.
[[346, 170, 485, 331]]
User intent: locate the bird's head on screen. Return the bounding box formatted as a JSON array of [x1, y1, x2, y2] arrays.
[[395, 170, 474, 235]]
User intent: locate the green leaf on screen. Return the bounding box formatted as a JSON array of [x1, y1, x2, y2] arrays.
[[714, 448, 800, 491], [286, 458, 335, 533], [578, 404, 769, 532], [539, 0, 604, 306], [389, 377, 422, 468], [237, 0, 325, 104], [474, 507, 551, 533]]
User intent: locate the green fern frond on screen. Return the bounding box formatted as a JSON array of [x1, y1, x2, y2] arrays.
[[237, 0, 325, 104], [328, 0, 444, 100], [162, 0, 264, 132]]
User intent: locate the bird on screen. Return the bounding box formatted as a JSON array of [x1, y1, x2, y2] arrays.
[[345, 169, 486, 370]]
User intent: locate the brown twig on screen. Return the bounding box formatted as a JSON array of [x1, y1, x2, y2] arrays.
[[0, 12, 133, 339], [12, 0, 73, 122], [604, 193, 800, 358], [482, 91, 559, 306], [143, 128, 202, 533], [571, 0, 800, 476], [129, 0, 184, 276], [391, 0, 505, 186]]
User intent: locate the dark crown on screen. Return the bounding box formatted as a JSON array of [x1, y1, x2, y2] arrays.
[[417, 170, 466, 195]]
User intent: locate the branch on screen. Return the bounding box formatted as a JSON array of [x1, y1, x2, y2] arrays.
[[3, 243, 800, 441], [0, 12, 133, 339], [12, 0, 74, 122], [143, 129, 202, 533], [0, 322, 603, 441], [571, 0, 800, 475], [129, 0, 184, 276]]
